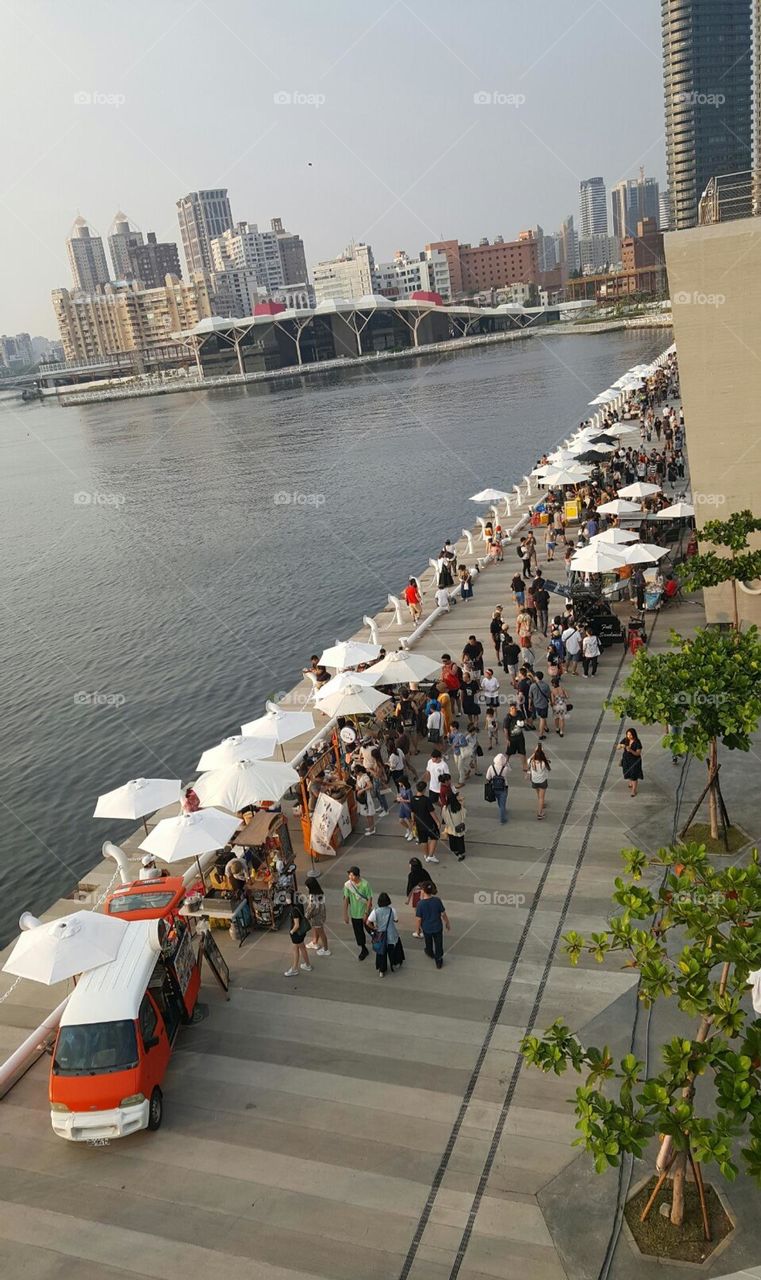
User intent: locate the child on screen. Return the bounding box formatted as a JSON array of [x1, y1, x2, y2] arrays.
[[485, 706, 499, 751]]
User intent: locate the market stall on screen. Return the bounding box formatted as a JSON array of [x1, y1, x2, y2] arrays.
[[298, 738, 356, 860]]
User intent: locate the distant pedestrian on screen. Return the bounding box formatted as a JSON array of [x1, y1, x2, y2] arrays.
[[562, 622, 582, 674], [618, 727, 643, 796], [459, 565, 474, 601], [490, 606, 505, 657], [503, 705, 528, 775], [581, 628, 601, 677], [395, 778, 415, 841], [367, 893, 405, 976], [403, 577, 422, 623], [303, 876, 330, 956], [353, 765, 377, 835], [501, 632, 521, 680], [527, 744, 551, 820], [529, 670, 551, 740], [416, 882, 451, 969], [410, 781, 441, 863], [284, 898, 312, 976], [550, 675, 569, 737], [342, 867, 373, 960], [440, 791, 467, 860], [480, 667, 500, 709], [485, 705, 499, 750], [406, 856, 429, 938], [485, 752, 510, 824]]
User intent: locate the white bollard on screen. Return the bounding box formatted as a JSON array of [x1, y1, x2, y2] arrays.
[[476, 516, 489, 543], [428, 557, 440, 587], [513, 484, 521, 503], [387, 594, 404, 626], [461, 528, 474, 556], [523, 475, 531, 496], [363, 615, 379, 645], [504, 497, 512, 518]]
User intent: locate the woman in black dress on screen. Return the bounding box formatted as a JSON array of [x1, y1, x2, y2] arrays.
[[618, 728, 643, 797], [461, 673, 481, 726]]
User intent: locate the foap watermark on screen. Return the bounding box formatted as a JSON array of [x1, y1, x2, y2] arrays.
[[693, 491, 726, 506], [473, 90, 526, 108], [74, 90, 125, 108], [672, 290, 725, 308], [274, 490, 325, 508], [74, 691, 126, 709], [273, 90, 325, 108], [268, 687, 314, 708], [673, 690, 728, 708], [675, 91, 725, 107], [473, 890, 526, 907], [74, 491, 126, 507]]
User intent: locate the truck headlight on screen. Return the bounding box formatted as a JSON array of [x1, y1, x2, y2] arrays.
[[50, 1102, 70, 1113], [120, 1093, 146, 1107]]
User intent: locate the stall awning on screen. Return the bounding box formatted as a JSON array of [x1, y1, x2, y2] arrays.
[[232, 810, 282, 847]]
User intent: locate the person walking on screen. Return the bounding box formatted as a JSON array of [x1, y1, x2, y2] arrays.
[[501, 632, 521, 681], [562, 621, 582, 675], [529, 670, 551, 740], [489, 606, 505, 658], [581, 627, 602, 677], [410, 781, 441, 863], [395, 777, 415, 841], [458, 565, 474, 601], [440, 791, 467, 861], [618, 727, 644, 796], [303, 876, 330, 956], [406, 856, 429, 938], [448, 720, 471, 785], [367, 893, 405, 976], [527, 744, 551, 820], [550, 675, 569, 737], [424, 748, 448, 805], [416, 882, 451, 969], [480, 667, 500, 710], [504, 704, 528, 775], [403, 577, 422, 624], [284, 898, 313, 976], [533, 581, 550, 636], [342, 867, 373, 960], [485, 752, 510, 824], [368, 747, 390, 814], [353, 765, 377, 835]]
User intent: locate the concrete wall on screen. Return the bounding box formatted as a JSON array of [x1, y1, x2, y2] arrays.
[[665, 218, 761, 626]]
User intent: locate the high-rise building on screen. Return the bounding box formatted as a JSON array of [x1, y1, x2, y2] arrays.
[[424, 234, 539, 296], [66, 217, 110, 292], [177, 189, 233, 276], [555, 215, 580, 277], [659, 189, 671, 230], [313, 243, 376, 301], [662, 0, 753, 230], [611, 174, 661, 241], [270, 217, 309, 285], [579, 233, 621, 275], [210, 268, 260, 317], [579, 177, 608, 237], [127, 233, 182, 288], [0, 333, 34, 368], [52, 276, 212, 362], [533, 225, 557, 273], [375, 249, 452, 301], [210, 222, 285, 293], [108, 212, 144, 279]]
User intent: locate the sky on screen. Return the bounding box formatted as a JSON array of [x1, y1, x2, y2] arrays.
[[0, 0, 666, 337]]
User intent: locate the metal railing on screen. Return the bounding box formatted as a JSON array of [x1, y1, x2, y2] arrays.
[[698, 170, 758, 226]]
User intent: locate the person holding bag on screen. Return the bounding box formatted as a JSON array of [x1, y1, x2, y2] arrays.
[[405, 856, 429, 938], [366, 893, 405, 976], [485, 752, 510, 824], [440, 793, 467, 861]]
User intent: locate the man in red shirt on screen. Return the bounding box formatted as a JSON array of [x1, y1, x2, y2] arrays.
[[403, 577, 422, 623]]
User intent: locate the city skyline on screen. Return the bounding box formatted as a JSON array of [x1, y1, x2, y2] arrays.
[[1, 0, 666, 335]]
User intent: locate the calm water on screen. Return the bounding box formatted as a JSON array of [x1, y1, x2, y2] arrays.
[[0, 330, 668, 941]]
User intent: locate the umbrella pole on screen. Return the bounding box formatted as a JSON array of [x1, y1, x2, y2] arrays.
[[142, 817, 149, 836], [195, 854, 206, 892]]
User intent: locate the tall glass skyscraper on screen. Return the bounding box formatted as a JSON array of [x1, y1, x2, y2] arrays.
[[579, 177, 608, 237], [662, 0, 753, 229]]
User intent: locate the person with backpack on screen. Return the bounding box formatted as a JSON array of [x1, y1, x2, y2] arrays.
[[366, 892, 405, 976], [485, 751, 510, 823], [527, 744, 551, 819]]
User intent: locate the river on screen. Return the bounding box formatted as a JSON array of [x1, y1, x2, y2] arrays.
[[0, 329, 669, 941]]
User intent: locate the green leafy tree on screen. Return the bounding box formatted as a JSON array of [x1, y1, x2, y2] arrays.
[[522, 841, 761, 1231], [681, 510, 761, 631], [609, 626, 761, 841]]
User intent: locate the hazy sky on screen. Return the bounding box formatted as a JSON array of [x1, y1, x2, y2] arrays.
[[1, 0, 665, 336]]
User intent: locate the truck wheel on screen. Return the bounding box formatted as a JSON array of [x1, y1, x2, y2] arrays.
[[148, 1087, 163, 1131]]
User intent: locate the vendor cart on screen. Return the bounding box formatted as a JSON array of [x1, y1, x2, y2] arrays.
[[232, 809, 298, 930]]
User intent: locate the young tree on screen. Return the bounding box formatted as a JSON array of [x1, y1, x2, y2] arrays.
[[522, 841, 761, 1233], [609, 626, 761, 842], [681, 510, 761, 631]]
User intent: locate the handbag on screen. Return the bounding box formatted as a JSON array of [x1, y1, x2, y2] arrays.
[[371, 907, 390, 954], [484, 777, 496, 803], [566, 702, 574, 712], [475, 743, 484, 757]]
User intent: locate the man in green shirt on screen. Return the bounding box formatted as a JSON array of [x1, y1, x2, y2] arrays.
[[343, 865, 374, 960]]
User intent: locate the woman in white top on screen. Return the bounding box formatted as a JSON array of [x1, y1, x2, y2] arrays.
[[527, 744, 551, 820], [353, 765, 377, 836], [366, 892, 405, 976], [581, 628, 602, 678]]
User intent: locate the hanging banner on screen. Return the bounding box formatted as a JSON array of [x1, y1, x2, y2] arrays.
[[337, 802, 352, 838], [310, 793, 343, 856]]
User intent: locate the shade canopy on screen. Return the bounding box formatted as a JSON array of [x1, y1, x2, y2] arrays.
[[139, 808, 240, 862], [624, 542, 670, 564], [316, 682, 389, 718], [617, 481, 662, 499], [197, 734, 276, 771], [319, 638, 381, 670], [591, 528, 640, 545], [652, 501, 695, 519], [470, 488, 510, 502], [596, 498, 642, 515], [368, 649, 441, 684], [241, 703, 315, 743], [541, 467, 589, 486], [3, 910, 127, 985], [93, 777, 181, 821], [315, 668, 380, 701], [194, 760, 299, 811], [570, 544, 627, 573]]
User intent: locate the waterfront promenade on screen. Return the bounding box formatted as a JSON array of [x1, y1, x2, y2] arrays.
[[1, 393, 758, 1279]]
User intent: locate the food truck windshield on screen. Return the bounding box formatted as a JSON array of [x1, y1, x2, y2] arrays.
[[53, 1020, 139, 1076], [108, 889, 177, 916]]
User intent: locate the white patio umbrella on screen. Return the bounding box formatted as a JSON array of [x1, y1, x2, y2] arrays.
[[652, 501, 695, 519], [602, 423, 639, 438], [470, 488, 510, 502], [367, 649, 441, 684], [617, 481, 662, 499], [541, 468, 589, 486], [319, 638, 381, 670], [140, 808, 240, 861], [316, 682, 389, 719], [570, 544, 627, 573], [93, 777, 181, 835], [625, 542, 670, 564], [241, 703, 315, 748], [194, 759, 299, 811], [3, 910, 127, 985], [596, 498, 642, 515], [591, 528, 640, 545], [570, 442, 615, 456], [197, 734, 277, 771], [315, 668, 380, 701]]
